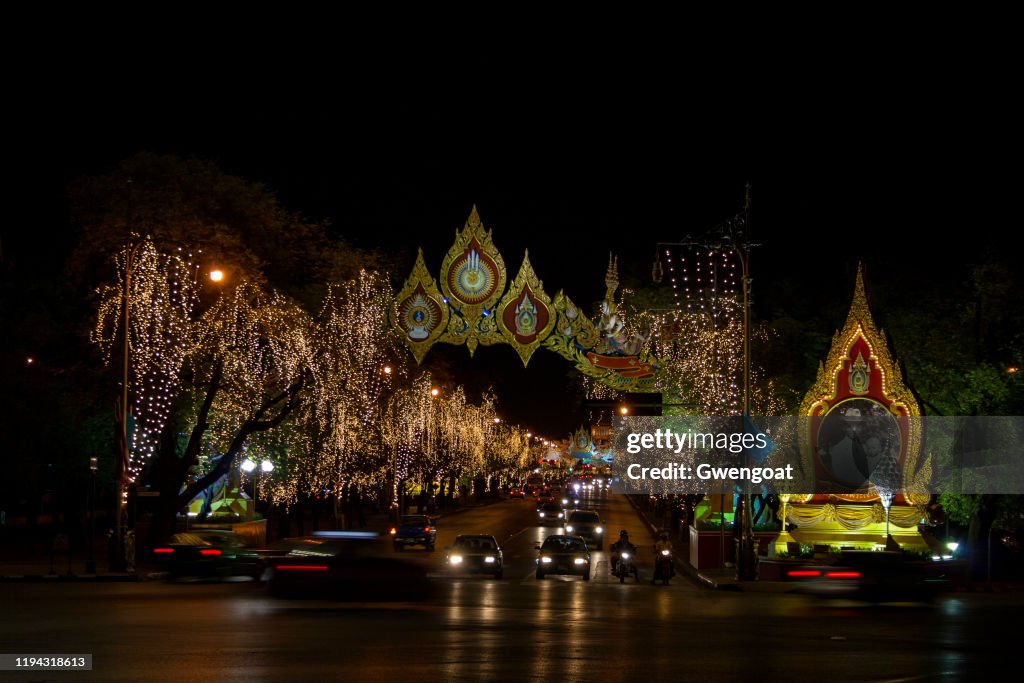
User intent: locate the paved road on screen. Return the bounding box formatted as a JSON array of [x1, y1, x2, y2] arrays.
[[1, 492, 1020, 682]]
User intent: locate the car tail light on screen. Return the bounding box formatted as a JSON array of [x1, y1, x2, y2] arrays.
[[199, 549, 222, 556], [423, 527, 431, 533], [277, 565, 328, 571], [389, 527, 397, 535], [154, 548, 174, 555], [786, 570, 821, 577], [826, 571, 861, 579]]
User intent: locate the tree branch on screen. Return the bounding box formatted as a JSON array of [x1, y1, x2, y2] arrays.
[[175, 372, 306, 508]]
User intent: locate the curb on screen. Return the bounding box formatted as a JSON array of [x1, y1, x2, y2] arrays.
[[0, 573, 141, 583]]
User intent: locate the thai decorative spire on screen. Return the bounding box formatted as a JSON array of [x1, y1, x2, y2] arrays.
[[604, 252, 619, 303], [394, 207, 661, 391]]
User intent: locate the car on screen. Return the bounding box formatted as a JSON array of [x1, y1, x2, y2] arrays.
[[509, 488, 526, 499], [445, 534, 503, 578], [152, 530, 263, 580], [563, 510, 604, 550], [789, 551, 948, 602], [535, 535, 591, 580], [266, 531, 430, 599], [536, 501, 565, 525], [390, 514, 437, 551], [560, 492, 581, 509]]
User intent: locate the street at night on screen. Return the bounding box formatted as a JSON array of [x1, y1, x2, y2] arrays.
[[3, 50, 1024, 683], [3, 494, 1020, 682]]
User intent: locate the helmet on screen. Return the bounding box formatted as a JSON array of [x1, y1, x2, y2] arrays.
[[619, 530, 629, 538]]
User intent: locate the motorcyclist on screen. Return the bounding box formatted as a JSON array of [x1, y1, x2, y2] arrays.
[[652, 531, 674, 584], [610, 530, 637, 573]]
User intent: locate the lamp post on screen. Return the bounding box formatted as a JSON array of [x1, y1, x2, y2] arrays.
[[114, 240, 225, 571], [112, 236, 148, 572], [732, 185, 757, 581], [654, 184, 758, 580], [86, 456, 97, 574]]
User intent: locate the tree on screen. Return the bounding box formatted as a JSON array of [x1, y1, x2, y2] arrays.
[[883, 258, 1024, 579]]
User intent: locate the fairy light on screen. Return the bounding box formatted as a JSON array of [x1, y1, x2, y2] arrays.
[[95, 256, 535, 509]]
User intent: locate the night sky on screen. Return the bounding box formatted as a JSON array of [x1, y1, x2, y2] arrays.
[[5, 92, 1015, 439]]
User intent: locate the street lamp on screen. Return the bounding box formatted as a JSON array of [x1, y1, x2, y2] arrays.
[[114, 231, 226, 571], [86, 456, 98, 574], [654, 184, 758, 580]]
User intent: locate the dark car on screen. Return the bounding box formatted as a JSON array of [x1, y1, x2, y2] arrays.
[[536, 501, 565, 525], [267, 531, 430, 599], [153, 530, 262, 580], [390, 514, 438, 551], [509, 488, 526, 499], [790, 551, 948, 602], [445, 534, 503, 578], [535, 534, 591, 580], [563, 510, 604, 550]]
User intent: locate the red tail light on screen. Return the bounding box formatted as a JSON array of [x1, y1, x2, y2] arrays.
[[423, 527, 431, 533], [199, 549, 222, 556], [826, 571, 861, 579], [389, 527, 397, 535], [786, 570, 821, 577], [154, 547, 174, 555], [277, 565, 328, 571]]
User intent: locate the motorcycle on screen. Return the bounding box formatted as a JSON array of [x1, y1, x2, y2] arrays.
[[652, 548, 674, 585], [613, 548, 639, 583]]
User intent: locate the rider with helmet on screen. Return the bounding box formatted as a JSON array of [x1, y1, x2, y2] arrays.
[[610, 530, 637, 573]]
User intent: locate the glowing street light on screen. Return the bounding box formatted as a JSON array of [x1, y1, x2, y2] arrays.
[[209, 269, 224, 282], [260, 459, 275, 473], [619, 406, 629, 415], [431, 387, 440, 397], [383, 365, 393, 375], [241, 458, 256, 473]]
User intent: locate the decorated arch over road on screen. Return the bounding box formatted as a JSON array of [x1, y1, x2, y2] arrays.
[[393, 206, 661, 391]]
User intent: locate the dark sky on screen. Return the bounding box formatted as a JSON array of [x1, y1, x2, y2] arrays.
[[5, 89, 1016, 439]]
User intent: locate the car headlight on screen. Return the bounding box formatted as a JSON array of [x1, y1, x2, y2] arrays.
[[621, 553, 630, 560], [661, 549, 670, 556], [595, 527, 603, 534], [539, 512, 545, 517], [562, 498, 568, 505], [450, 555, 463, 564], [557, 513, 563, 518], [541, 556, 552, 563], [484, 556, 496, 564], [565, 525, 574, 533], [574, 558, 587, 565]]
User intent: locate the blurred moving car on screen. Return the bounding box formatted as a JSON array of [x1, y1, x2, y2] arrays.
[[390, 514, 437, 551], [563, 510, 604, 550], [267, 531, 430, 599], [535, 535, 591, 580], [509, 488, 526, 499], [445, 534, 504, 578], [789, 551, 948, 602], [153, 530, 262, 580], [537, 501, 565, 525]]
